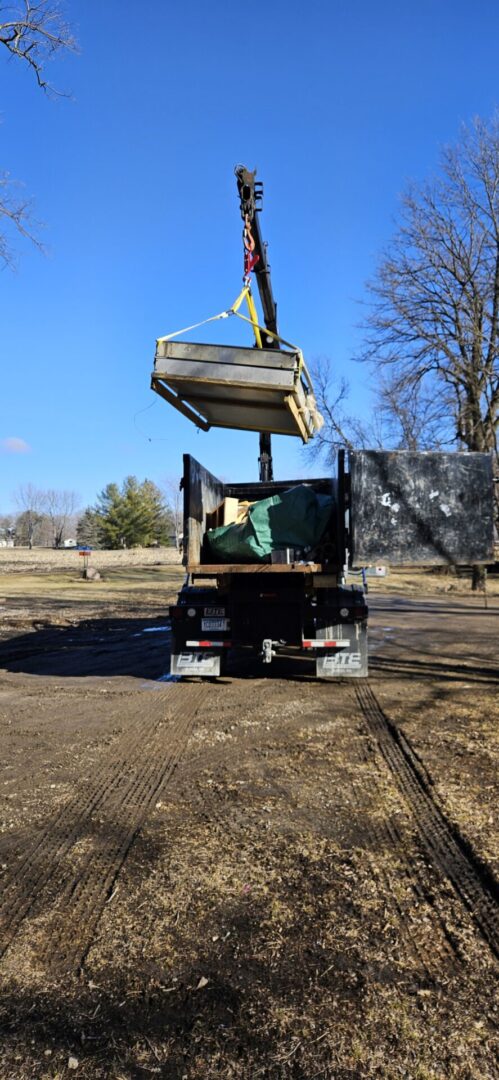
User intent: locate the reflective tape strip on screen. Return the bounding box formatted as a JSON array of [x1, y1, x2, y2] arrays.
[[302, 640, 350, 649], [186, 640, 232, 648]]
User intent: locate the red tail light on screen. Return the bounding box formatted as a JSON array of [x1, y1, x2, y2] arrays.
[[352, 606, 368, 619]]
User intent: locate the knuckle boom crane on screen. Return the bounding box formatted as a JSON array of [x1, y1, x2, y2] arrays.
[[151, 167, 494, 678]]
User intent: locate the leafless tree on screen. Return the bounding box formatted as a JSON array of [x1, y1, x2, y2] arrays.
[[0, 2, 76, 266], [305, 357, 391, 468], [162, 477, 183, 551], [358, 114, 499, 586], [13, 481, 44, 547], [373, 373, 451, 451], [0, 172, 42, 267], [44, 487, 79, 547], [359, 114, 499, 460], [306, 361, 359, 466], [309, 359, 450, 461], [0, 1, 75, 90]]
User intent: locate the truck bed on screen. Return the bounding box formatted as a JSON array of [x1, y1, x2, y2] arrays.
[[182, 451, 495, 575], [188, 562, 323, 575], [182, 455, 335, 574]]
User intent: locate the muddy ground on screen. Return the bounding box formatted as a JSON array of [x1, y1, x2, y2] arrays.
[[0, 562, 498, 1079]]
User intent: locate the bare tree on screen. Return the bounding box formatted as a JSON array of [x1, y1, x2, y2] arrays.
[[0, 1, 75, 90], [44, 488, 79, 547], [358, 114, 499, 587], [373, 373, 451, 451], [0, 2, 76, 266], [305, 358, 389, 467], [306, 361, 357, 465], [14, 481, 44, 547], [359, 114, 499, 460], [162, 477, 183, 551], [0, 172, 42, 267]]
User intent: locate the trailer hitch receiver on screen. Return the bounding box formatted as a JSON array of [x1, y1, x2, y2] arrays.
[[261, 639, 276, 664]]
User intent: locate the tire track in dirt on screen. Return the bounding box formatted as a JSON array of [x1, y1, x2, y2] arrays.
[[356, 682, 499, 959], [0, 683, 205, 969], [0, 703, 160, 952], [350, 722, 460, 974], [182, 703, 457, 978]]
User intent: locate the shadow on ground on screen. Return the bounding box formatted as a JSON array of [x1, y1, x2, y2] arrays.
[[0, 618, 172, 680]]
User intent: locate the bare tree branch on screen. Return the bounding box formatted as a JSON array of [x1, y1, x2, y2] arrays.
[[14, 481, 44, 547], [0, 1, 76, 267], [359, 113, 499, 458], [0, 1, 76, 94], [0, 171, 43, 267], [44, 487, 79, 547], [162, 477, 183, 551], [305, 358, 378, 466]]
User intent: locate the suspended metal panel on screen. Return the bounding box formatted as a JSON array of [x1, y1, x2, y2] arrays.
[[151, 341, 323, 442]]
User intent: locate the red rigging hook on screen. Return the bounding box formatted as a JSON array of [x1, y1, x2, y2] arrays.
[[243, 213, 255, 252], [243, 213, 259, 277], [244, 250, 260, 276]]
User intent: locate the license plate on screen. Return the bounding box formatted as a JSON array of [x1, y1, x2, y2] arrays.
[[201, 618, 229, 631], [204, 607, 225, 617]]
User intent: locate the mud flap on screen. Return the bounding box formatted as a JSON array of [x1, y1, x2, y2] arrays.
[[170, 651, 221, 677], [315, 623, 368, 678]]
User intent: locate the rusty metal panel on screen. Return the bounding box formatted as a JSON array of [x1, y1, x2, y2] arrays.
[[349, 451, 494, 567]]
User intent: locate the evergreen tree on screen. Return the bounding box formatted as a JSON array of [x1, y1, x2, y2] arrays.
[[76, 508, 102, 549], [92, 478, 172, 549]]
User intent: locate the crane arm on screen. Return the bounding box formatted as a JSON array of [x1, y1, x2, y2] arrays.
[[235, 165, 278, 339], [235, 165, 277, 480]]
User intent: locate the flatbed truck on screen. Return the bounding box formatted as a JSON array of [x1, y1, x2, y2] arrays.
[[168, 448, 493, 678], [153, 167, 494, 677]]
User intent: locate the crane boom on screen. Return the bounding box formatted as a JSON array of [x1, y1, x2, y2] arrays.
[[235, 166, 277, 481]]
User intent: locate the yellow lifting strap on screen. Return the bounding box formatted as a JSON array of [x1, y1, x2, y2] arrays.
[[231, 284, 262, 349], [156, 285, 314, 393]]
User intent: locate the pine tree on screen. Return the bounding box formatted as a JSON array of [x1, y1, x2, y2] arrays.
[[76, 508, 102, 549], [91, 478, 172, 549]]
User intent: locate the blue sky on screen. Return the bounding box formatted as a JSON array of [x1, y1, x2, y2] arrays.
[[1, 0, 499, 513]]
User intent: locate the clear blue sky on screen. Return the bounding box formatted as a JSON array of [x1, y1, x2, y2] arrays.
[[1, 0, 498, 513]]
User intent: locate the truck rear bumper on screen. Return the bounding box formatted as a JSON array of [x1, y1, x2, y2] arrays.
[[170, 626, 368, 679]]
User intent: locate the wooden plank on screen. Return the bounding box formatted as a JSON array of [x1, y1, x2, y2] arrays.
[[284, 393, 310, 442], [150, 379, 210, 431], [205, 496, 239, 531], [188, 563, 322, 575]]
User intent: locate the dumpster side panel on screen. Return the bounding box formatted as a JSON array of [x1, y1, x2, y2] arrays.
[[183, 455, 225, 567], [349, 451, 494, 567]]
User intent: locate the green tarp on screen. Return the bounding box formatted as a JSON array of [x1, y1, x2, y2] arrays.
[[206, 484, 332, 563]]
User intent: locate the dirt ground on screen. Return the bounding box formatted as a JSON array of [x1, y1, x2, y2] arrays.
[[0, 556, 498, 1079]]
